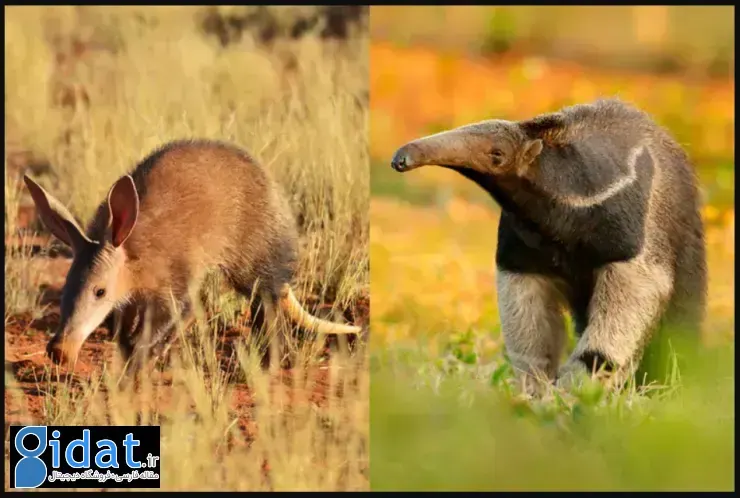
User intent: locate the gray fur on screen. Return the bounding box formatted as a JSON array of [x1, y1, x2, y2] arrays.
[[391, 98, 707, 388]]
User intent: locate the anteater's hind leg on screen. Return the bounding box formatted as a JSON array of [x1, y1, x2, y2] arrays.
[[557, 257, 674, 390]]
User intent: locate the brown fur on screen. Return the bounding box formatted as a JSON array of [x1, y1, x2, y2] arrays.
[[89, 140, 296, 305], [25, 139, 360, 370]]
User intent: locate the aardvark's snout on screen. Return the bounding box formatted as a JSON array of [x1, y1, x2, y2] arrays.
[[46, 334, 80, 368]]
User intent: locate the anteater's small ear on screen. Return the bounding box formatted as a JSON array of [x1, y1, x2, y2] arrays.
[[522, 139, 544, 166], [23, 175, 91, 251], [107, 175, 139, 248], [520, 112, 565, 139]]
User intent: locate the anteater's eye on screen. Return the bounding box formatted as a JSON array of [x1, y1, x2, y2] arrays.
[[94, 288, 106, 299]]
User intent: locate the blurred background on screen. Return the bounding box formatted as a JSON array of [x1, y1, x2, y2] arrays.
[[371, 5, 734, 343], [370, 6, 734, 491], [371, 6, 733, 207]]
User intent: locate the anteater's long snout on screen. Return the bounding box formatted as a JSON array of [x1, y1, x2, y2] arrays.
[[391, 142, 430, 172], [391, 145, 415, 172], [391, 129, 475, 173]]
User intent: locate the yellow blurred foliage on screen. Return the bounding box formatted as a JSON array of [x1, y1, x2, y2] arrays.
[[371, 41, 734, 167], [371, 196, 735, 346], [370, 42, 735, 336]]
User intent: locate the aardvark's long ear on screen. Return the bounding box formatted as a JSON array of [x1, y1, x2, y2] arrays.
[[23, 175, 92, 251], [106, 175, 139, 248]]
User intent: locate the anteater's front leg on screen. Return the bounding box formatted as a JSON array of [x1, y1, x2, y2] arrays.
[[558, 256, 673, 389], [497, 268, 567, 391]]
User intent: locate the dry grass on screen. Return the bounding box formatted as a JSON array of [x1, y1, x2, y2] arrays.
[[4, 170, 48, 320], [5, 6, 368, 491]]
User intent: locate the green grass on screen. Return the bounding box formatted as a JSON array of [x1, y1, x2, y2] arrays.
[[370, 336, 735, 491], [369, 187, 734, 492]]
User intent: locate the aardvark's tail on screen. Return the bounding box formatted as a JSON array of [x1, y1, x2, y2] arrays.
[[279, 284, 361, 335]]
